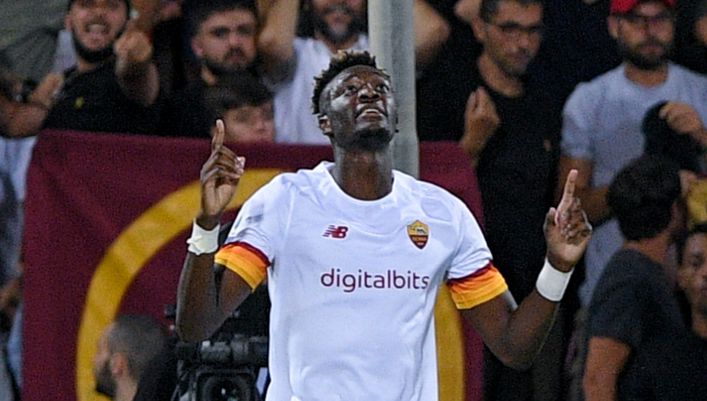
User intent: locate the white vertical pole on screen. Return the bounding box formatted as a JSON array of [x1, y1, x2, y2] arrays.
[[368, 0, 419, 178]]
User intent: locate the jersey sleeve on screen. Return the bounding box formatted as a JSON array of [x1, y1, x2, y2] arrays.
[[214, 178, 286, 289], [445, 200, 508, 310]]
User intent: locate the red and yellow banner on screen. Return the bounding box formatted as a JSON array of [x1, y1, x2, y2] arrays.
[[23, 130, 485, 401]]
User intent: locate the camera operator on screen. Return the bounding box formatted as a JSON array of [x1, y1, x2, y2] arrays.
[[133, 222, 270, 401], [174, 220, 270, 401], [93, 314, 167, 401]]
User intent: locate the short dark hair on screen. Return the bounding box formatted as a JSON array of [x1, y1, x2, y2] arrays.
[[642, 101, 702, 172], [203, 75, 273, 123], [607, 155, 682, 241], [311, 51, 386, 115], [479, 0, 543, 22], [108, 315, 166, 381], [186, 0, 257, 38]]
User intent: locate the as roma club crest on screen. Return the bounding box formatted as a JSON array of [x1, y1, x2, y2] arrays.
[[407, 220, 429, 249]]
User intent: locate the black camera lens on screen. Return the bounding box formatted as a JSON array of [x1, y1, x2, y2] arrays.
[[199, 374, 252, 401]]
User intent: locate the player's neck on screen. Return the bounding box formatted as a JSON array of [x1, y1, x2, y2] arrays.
[[624, 62, 669, 87], [332, 149, 393, 201]]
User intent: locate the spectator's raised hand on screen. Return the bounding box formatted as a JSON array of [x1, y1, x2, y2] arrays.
[[660, 102, 707, 146], [114, 20, 154, 67], [460, 87, 500, 162], [544, 169, 592, 272], [198, 120, 246, 229]]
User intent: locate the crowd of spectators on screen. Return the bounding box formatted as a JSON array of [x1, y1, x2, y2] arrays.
[[0, 0, 705, 400]]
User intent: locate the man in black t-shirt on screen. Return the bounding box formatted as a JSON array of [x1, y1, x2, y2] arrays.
[[22, 0, 162, 136], [631, 224, 707, 401], [583, 156, 689, 401], [418, 1, 562, 400]]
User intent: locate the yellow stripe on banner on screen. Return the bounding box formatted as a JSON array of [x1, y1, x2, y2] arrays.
[[75, 169, 281, 401]]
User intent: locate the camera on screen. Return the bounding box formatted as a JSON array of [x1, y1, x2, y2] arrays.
[[174, 283, 271, 401], [177, 334, 268, 401], [168, 223, 271, 401]]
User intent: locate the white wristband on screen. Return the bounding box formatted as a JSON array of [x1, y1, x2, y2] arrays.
[[186, 220, 220, 255], [535, 258, 573, 302]]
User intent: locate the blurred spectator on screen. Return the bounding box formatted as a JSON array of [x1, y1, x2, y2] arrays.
[[642, 100, 705, 173], [258, 0, 450, 144], [0, 4, 70, 394], [0, 3, 68, 287], [419, 1, 563, 400], [642, 101, 707, 238], [582, 155, 689, 401], [203, 75, 275, 143], [93, 314, 167, 401], [558, 0, 707, 309], [416, 0, 482, 136], [630, 223, 707, 401], [159, 0, 260, 138], [674, 0, 707, 74], [51, 0, 186, 87], [10, 0, 162, 138]]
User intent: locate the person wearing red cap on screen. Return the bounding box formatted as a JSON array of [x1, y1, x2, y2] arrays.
[[558, 0, 707, 400], [609, 0, 676, 14]]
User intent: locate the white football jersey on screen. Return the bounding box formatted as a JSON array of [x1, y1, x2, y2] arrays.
[[216, 162, 507, 401]]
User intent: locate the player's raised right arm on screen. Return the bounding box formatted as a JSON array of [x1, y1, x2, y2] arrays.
[[176, 120, 251, 342]]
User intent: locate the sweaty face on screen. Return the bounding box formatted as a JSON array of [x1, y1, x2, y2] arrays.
[[93, 328, 116, 397], [311, 0, 366, 45], [67, 0, 128, 63], [477, 1, 543, 77], [192, 9, 258, 75], [612, 2, 674, 70], [680, 232, 707, 318], [320, 65, 395, 151], [221, 102, 276, 144]]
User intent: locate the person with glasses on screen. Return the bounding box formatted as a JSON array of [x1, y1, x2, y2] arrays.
[[421, 1, 564, 398], [558, 0, 707, 313], [559, 2, 706, 399]]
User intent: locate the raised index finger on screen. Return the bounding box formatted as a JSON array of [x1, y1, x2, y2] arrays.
[[212, 119, 225, 151], [556, 169, 578, 224]]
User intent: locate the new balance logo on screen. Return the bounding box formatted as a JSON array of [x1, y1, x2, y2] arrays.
[[323, 225, 348, 239]]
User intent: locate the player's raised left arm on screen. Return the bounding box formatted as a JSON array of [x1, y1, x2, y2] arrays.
[[461, 170, 591, 369]]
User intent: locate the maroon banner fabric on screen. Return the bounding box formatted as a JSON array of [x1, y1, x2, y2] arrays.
[[23, 130, 484, 401]]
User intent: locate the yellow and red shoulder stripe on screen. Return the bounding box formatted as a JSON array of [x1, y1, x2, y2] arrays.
[[447, 263, 508, 309], [215, 242, 270, 289]]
